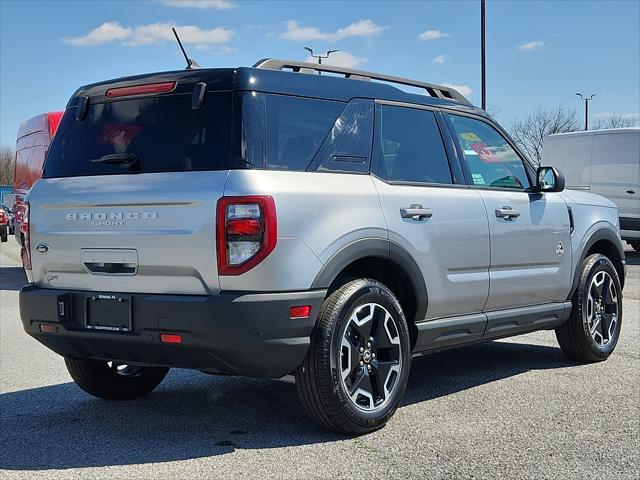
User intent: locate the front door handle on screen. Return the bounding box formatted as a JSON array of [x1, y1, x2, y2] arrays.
[[627, 190, 636, 195], [400, 204, 433, 220], [495, 206, 521, 220]]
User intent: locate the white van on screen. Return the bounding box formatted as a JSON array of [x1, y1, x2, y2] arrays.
[[543, 128, 640, 250]]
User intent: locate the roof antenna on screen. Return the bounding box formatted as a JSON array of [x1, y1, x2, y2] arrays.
[[172, 27, 201, 70]]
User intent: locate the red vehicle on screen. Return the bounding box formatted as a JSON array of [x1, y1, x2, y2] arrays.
[[13, 111, 63, 247], [0, 206, 8, 242]]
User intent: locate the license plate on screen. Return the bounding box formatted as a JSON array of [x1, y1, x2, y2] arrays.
[[86, 294, 132, 332]]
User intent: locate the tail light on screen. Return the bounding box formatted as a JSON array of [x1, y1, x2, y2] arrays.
[[216, 196, 277, 276], [21, 202, 31, 271], [0, 210, 5, 225]]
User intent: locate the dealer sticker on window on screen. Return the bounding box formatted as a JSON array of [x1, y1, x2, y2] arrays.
[[472, 173, 486, 184]]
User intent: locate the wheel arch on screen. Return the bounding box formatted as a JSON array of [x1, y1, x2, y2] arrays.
[[311, 238, 427, 349], [569, 227, 626, 299]]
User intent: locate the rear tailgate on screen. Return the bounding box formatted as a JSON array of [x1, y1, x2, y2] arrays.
[[29, 172, 227, 294], [27, 71, 236, 294]]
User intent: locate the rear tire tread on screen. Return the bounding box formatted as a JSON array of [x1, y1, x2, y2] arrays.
[[296, 279, 409, 434], [65, 358, 169, 400]]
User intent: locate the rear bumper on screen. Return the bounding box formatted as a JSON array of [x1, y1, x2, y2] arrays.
[[19, 285, 326, 378]]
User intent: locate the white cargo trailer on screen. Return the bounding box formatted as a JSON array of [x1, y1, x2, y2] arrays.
[[543, 128, 640, 250]]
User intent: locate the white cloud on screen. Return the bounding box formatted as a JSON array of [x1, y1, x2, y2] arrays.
[[431, 54, 447, 64], [280, 19, 382, 42], [62, 22, 233, 47], [161, 0, 236, 9], [441, 83, 472, 97], [306, 51, 367, 68], [517, 41, 545, 51], [61, 21, 131, 47], [418, 29, 451, 41]]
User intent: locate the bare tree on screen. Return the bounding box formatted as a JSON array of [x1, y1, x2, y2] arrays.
[[0, 145, 15, 186], [485, 105, 501, 120], [592, 113, 639, 130], [509, 107, 579, 165]]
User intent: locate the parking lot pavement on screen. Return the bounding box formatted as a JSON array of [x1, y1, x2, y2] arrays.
[[1, 239, 638, 480]]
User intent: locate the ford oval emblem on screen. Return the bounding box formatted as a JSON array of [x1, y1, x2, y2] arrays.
[[35, 244, 50, 255]]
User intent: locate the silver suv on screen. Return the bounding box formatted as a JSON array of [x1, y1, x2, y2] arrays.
[[20, 59, 626, 434]]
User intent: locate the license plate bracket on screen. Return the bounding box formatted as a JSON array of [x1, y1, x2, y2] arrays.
[[86, 294, 132, 332]]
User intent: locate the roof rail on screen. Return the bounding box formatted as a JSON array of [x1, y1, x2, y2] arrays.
[[253, 58, 471, 105]]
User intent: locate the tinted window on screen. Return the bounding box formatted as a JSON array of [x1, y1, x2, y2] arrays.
[[310, 98, 374, 173], [44, 93, 231, 178], [449, 115, 530, 189], [265, 95, 343, 171], [375, 105, 452, 184]]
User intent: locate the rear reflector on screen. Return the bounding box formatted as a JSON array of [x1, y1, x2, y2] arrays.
[[39, 324, 57, 333], [105, 82, 176, 98], [160, 334, 182, 344], [290, 305, 312, 319]]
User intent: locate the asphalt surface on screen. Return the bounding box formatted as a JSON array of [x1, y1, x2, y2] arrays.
[[1, 239, 638, 479]]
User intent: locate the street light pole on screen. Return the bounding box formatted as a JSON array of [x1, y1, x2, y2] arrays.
[[304, 47, 339, 74], [481, 0, 486, 110], [576, 93, 596, 130]]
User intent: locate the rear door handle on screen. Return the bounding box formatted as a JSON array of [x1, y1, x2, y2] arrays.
[[495, 206, 521, 220], [400, 204, 433, 220], [627, 190, 636, 195]]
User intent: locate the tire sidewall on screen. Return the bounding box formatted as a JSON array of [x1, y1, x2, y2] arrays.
[[327, 281, 411, 429], [579, 255, 623, 358]]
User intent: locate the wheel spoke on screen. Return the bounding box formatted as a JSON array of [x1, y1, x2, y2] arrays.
[[605, 282, 618, 306], [341, 334, 360, 381], [349, 367, 373, 397], [589, 315, 601, 335], [600, 275, 610, 304], [372, 311, 398, 349], [350, 305, 373, 343], [593, 272, 605, 300], [371, 360, 398, 400], [601, 313, 613, 341]]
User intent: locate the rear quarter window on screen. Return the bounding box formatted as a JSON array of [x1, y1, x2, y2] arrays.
[[264, 95, 344, 171]]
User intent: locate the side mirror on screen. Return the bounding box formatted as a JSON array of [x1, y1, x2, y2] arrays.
[[536, 166, 565, 193]]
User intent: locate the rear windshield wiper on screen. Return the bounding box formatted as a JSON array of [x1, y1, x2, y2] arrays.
[[91, 153, 139, 169]]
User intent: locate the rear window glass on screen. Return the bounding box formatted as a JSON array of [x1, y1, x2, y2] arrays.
[[265, 95, 343, 170], [374, 105, 452, 184], [44, 93, 232, 178]]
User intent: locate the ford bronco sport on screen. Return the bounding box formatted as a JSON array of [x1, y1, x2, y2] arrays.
[[20, 59, 626, 434]]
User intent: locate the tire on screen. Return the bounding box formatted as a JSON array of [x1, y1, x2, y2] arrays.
[[65, 358, 169, 400], [295, 279, 411, 434], [556, 254, 623, 362], [630, 241, 640, 252]]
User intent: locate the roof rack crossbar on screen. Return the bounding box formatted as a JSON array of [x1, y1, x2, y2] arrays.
[[252, 58, 471, 104]]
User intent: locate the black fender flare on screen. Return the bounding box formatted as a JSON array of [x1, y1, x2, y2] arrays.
[[311, 238, 428, 323], [568, 228, 626, 300]]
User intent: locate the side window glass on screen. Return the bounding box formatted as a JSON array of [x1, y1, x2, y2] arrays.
[[449, 115, 530, 189], [374, 105, 452, 184], [309, 98, 374, 173], [237, 91, 266, 169], [265, 94, 344, 171]]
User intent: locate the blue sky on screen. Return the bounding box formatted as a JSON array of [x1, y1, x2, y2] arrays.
[[1, 0, 639, 146]]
